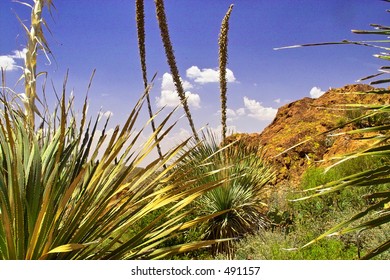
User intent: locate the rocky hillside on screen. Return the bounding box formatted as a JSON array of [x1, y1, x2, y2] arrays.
[[229, 84, 390, 185]]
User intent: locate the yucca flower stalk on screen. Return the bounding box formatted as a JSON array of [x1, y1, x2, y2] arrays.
[[219, 4, 234, 143], [17, 0, 54, 130], [154, 0, 199, 141], [135, 0, 165, 164]]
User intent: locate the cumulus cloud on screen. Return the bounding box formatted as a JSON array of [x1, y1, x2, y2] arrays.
[[226, 108, 238, 119], [208, 124, 238, 138], [186, 66, 236, 84], [164, 128, 192, 145], [100, 111, 113, 119], [310, 86, 325, 98], [0, 48, 27, 71], [156, 73, 200, 108], [216, 107, 246, 122], [274, 98, 281, 104], [236, 108, 246, 116], [243, 96, 277, 121]]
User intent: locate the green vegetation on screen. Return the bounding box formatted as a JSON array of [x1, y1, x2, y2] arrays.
[[176, 131, 275, 258], [0, 0, 235, 259], [337, 107, 390, 128], [222, 156, 389, 260], [1, 0, 389, 260]]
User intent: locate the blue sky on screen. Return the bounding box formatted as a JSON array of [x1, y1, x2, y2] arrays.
[[1, 0, 389, 149]]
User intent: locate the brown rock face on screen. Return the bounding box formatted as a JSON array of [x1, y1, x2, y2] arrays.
[[228, 84, 390, 185]]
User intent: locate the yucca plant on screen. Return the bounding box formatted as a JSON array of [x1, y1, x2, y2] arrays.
[[1, 79, 236, 259], [177, 130, 275, 258], [170, 4, 276, 258], [16, 0, 54, 130], [0, 0, 235, 260], [277, 2, 390, 259]]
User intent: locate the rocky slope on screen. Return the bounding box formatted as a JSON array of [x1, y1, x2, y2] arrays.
[[229, 84, 390, 185]]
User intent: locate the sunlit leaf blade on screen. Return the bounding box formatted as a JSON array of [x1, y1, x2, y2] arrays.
[[45, 243, 91, 254], [0, 80, 230, 259]]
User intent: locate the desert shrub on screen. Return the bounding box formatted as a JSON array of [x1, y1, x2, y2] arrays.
[[217, 229, 358, 260], [288, 155, 390, 259], [297, 156, 389, 217], [238, 155, 389, 260], [175, 130, 275, 258]]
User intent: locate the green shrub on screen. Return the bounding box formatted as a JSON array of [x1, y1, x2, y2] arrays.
[[176, 130, 275, 257], [218, 230, 358, 260], [297, 156, 388, 219]]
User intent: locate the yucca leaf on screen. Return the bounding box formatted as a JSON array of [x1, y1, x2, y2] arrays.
[[363, 191, 390, 199], [369, 78, 390, 84], [338, 212, 390, 235], [360, 239, 390, 260], [147, 239, 231, 259], [352, 29, 390, 35], [45, 243, 91, 255]]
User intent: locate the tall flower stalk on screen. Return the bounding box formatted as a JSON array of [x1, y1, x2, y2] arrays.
[[19, 0, 54, 130], [219, 4, 233, 143], [154, 0, 199, 141], [135, 0, 164, 163]]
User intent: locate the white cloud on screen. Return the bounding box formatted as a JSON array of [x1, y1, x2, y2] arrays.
[[100, 111, 113, 118], [226, 108, 238, 119], [186, 66, 236, 84], [208, 124, 238, 138], [274, 98, 281, 104], [156, 73, 200, 108], [12, 49, 27, 60], [243, 96, 277, 121], [164, 128, 192, 146], [0, 56, 17, 71], [310, 86, 325, 98], [0, 48, 27, 71], [161, 72, 193, 91], [215, 99, 277, 123], [227, 108, 245, 122], [215, 107, 246, 122], [236, 108, 246, 116]]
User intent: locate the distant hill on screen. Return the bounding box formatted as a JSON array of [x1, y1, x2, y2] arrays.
[[228, 84, 390, 185]]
